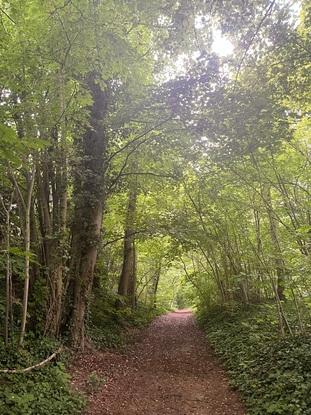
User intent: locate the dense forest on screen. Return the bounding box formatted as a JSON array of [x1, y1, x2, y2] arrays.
[[0, 0, 310, 414]]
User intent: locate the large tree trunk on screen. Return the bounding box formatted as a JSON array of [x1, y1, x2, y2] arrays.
[[68, 74, 108, 349]]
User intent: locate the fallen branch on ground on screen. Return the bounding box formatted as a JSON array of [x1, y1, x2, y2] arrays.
[[0, 347, 63, 374]]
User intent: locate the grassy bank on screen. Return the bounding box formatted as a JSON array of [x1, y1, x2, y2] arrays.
[[198, 304, 311, 415]]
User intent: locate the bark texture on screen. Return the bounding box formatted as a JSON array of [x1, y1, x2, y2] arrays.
[[69, 74, 109, 349]]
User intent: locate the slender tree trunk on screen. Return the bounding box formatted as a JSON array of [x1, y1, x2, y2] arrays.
[[271, 276, 292, 335], [263, 185, 286, 301], [151, 261, 161, 309], [0, 192, 13, 346], [19, 167, 36, 346], [44, 73, 69, 337], [5, 221, 11, 346], [68, 74, 108, 349], [118, 179, 138, 305], [127, 241, 137, 309]]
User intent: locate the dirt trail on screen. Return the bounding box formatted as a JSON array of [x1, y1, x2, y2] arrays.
[[71, 310, 245, 415]]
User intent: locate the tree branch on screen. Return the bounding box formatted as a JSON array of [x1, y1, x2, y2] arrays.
[[234, 0, 276, 85], [0, 347, 63, 374], [0, 7, 16, 24], [107, 116, 172, 163]]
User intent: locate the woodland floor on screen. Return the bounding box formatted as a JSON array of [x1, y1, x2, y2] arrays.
[[71, 310, 246, 415]]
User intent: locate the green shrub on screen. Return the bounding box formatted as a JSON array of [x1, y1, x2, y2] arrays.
[[88, 290, 163, 348], [198, 304, 311, 415], [0, 338, 84, 415]]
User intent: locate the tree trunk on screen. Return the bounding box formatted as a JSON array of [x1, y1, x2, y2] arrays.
[[151, 262, 161, 309], [0, 192, 13, 346], [263, 185, 286, 301], [68, 73, 108, 349], [118, 179, 138, 305], [19, 167, 36, 346], [43, 74, 69, 337], [48, 76, 68, 336], [127, 241, 137, 309]]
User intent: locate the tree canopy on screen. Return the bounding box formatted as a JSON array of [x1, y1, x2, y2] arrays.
[[0, 1, 311, 413]]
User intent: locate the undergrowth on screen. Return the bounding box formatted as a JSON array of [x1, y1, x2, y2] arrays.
[[0, 337, 84, 415], [198, 303, 311, 415], [88, 292, 165, 348], [0, 294, 163, 414]]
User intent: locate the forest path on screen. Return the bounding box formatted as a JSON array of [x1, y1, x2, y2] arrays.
[[71, 310, 245, 415]]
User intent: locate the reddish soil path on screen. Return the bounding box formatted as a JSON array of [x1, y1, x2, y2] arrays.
[[71, 310, 245, 415]]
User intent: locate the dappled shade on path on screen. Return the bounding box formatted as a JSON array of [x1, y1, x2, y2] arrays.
[[72, 311, 245, 414]]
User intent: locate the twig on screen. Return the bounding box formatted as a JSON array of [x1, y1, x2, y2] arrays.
[[0, 7, 16, 24], [8, 167, 26, 211], [234, 0, 276, 85], [107, 116, 172, 163]]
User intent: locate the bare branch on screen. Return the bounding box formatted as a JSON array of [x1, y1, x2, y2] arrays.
[[107, 116, 172, 163], [8, 168, 26, 211], [0, 347, 63, 374], [234, 0, 276, 85], [0, 7, 16, 24]]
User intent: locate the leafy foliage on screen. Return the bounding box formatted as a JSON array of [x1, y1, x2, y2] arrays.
[[87, 290, 163, 349], [0, 339, 84, 415], [198, 305, 311, 414], [0, 0, 311, 412]]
